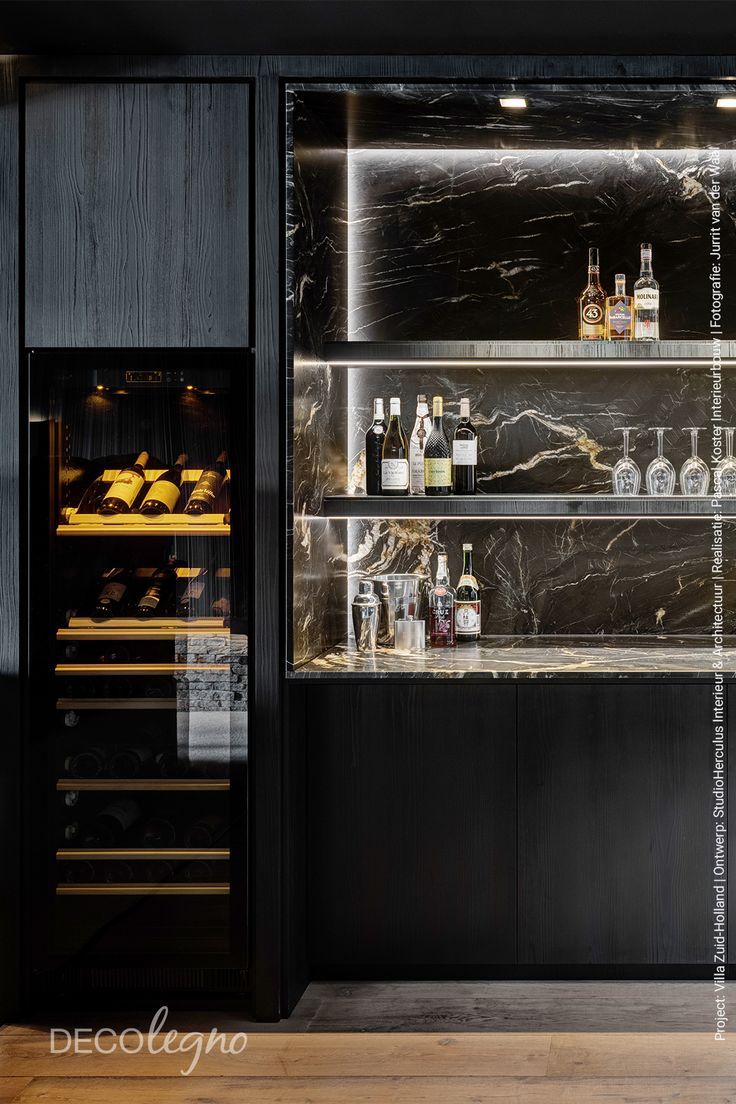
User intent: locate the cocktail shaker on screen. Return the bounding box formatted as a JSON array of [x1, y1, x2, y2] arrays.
[[352, 580, 380, 651]]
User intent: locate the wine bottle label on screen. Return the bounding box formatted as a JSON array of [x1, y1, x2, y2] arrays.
[[409, 448, 425, 493], [634, 288, 659, 308], [455, 601, 481, 634], [188, 472, 222, 506], [106, 471, 144, 507], [430, 608, 454, 639], [141, 481, 180, 511], [381, 458, 409, 490], [424, 458, 452, 486], [452, 440, 477, 465], [98, 582, 126, 604], [582, 303, 603, 324]]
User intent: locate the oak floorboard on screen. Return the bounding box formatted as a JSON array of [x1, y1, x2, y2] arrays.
[[0, 1080, 32, 1104], [13, 1076, 736, 1104], [0, 1033, 552, 1078], [548, 1032, 736, 1077]]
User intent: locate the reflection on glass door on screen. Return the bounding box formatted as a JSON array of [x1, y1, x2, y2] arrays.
[[28, 351, 248, 982]]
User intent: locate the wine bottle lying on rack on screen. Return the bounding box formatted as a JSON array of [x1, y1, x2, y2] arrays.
[[65, 747, 109, 779], [136, 566, 177, 617], [184, 452, 228, 515], [97, 452, 149, 515], [139, 453, 188, 516], [94, 568, 131, 616], [71, 799, 142, 846]]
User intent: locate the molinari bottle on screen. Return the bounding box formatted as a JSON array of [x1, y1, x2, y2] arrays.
[[409, 394, 432, 495], [455, 543, 481, 643], [424, 396, 452, 496], [429, 552, 456, 647], [98, 451, 149, 514], [365, 399, 387, 495], [184, 452, 228, 514], [139, 453, 187, 515], [634, 243, 660, 340], [578, 247, 606, 340], [452, 399, 478, 493], [380, 398, 409, 496]]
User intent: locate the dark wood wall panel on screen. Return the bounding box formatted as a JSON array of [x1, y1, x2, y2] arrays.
[[24, 80, 249, 347], [308, 684, 517, 966], [518, 683, 715, 965]]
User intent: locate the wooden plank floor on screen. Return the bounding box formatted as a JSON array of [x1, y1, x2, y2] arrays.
[[2, 984, 734, 1101]]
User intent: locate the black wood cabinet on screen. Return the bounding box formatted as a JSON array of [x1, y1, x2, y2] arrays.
[[307, 684, 517, 967], [518, 683, 715, 965], [24, 81, 250, 347]]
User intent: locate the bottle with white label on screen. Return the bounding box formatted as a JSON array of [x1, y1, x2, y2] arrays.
[[633, 243, 660, 341], [452, 399, 478, 494], [409, 394, 432, 495], [139, 453, 187, 516], [455, 543, 481, 644], [381, 398, 409, 496], [424, 395, 452, 496], [98, 451, 149, 514]]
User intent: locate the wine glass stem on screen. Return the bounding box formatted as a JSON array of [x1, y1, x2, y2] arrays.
[[657, 429, 664, 458], [622, 429, 630, 461], [690, 428, 699, 461], [727, 428, 734, 460]]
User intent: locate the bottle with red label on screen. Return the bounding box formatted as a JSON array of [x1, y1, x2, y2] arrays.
[[455, 543, 481, 644], [429, 552, 456, 648]]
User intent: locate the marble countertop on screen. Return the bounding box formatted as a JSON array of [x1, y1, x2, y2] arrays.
[[290, 636, 736, 679]]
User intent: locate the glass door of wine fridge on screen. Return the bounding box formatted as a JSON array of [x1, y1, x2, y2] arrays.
[[26, 350, 249, 996]]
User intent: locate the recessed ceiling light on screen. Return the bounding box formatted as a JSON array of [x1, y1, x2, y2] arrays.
[[499, 97, 527, 109], [716, 97, 736, 108]]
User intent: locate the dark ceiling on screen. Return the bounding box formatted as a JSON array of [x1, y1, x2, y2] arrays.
[[2, 1, 736, 57]]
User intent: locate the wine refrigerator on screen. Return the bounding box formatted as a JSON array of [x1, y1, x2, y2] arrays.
[[25, 350, 250, 1001]]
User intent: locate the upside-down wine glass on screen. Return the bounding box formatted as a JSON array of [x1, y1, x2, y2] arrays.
[[714, 427, 736, 497], [645, 427, 676, 496], [611, 427, 641, 495], [679, 427, 710, 497]]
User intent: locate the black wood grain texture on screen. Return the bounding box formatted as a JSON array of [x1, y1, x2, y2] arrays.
[[24, 81, 249, 348], [0, 57, 20, 1021], [518, 683, 716, 965], [308, 683, 517, 967]]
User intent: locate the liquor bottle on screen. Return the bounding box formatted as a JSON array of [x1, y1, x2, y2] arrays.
[[578, 247, 606, 340], [79, 799, 142, 846], [365, 399, 387, 495], [409, 394, 432, 495], [455, 543, 481, 644], [97, 451, 149, 514], [139, 453, 187, 516], [380, 398, 410, 496], [93, 567, 131, 617], [604, 274, 633, 341], [633, 243, 660, 340], [184, 451, 228, 514], [428, 552, 456, 647], [108, 746, 153, 779], [185, 813, 228, 847], [135, 566, 176, 617], [64, 746, 108, 779], [424, 396, 452, 496], [452, 399, 478, 494]]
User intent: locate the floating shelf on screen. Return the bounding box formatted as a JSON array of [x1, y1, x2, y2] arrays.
[[57, 510, 229, 537], [57, 848, 230, 860], [321, 340, 736, 367], [321, 495, 734, 520], [57, 698, 178, 711], [56, 779, 230, 792], [56, 884, 230, 896], [55, 663, 229, 676], [60, 617, 227, 641], [291, 637, 736, 680]]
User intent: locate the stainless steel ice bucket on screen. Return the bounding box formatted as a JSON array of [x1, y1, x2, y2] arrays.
[[374, 573, 426, 646]]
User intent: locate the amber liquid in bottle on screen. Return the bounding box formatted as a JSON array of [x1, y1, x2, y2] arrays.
[[578, 247, 606, 340]]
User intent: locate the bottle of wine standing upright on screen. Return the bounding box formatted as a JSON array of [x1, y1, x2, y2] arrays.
[[380, 398, 409, 496], [454, 542, 481, 644], [409, 394, 431, 495], [452, 399, 478, 494], [365, 398, 387, 495], [424, 396, 452, 496]]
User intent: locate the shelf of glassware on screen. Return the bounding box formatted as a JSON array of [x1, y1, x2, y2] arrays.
[[320, 495, 735, 519], [322, 340, 736, 367]]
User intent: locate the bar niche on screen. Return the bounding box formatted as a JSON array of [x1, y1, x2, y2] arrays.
[[287, 83, 736, 678], [28, 351, 248, 988]]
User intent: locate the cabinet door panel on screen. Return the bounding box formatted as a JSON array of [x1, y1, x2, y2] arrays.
[[25, 81, 249, 347], [308, 684, 516, 966], [519, 683, 714, 965]]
